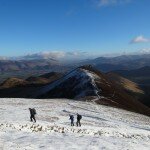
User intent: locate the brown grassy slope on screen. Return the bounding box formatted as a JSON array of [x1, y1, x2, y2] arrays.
[[0, 78, 28, 88], [106, 72, 144, 94], [80, 66, 150, 116], [0, 72, 63, 98]]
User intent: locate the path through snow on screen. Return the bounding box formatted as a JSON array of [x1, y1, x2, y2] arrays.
[[0, 98, 150, 150]]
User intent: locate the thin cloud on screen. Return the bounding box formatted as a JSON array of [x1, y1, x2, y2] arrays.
[[94, 0, 132, 7], [130, 35, 150, 44], [21, 51, 66, 60]]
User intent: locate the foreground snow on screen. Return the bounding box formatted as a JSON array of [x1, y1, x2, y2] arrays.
[[0, 98, 150, 150]]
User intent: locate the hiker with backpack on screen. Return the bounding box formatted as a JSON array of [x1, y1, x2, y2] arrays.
[[29, 108, 36, 122], [76, 113, 82, 127], [69, 114, 74, 126]]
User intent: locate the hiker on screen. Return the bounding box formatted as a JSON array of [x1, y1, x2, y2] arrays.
[[76, 113, 82, 127], [69, 114, 74, 126], [29, 108, 36, 122]]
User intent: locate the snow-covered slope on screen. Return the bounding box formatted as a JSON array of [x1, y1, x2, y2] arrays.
[[0, 98, 150, 150], [37, 67, 101, 99]]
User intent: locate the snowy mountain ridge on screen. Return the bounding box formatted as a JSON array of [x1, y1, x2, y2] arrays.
[[37, 67, 101, 99]]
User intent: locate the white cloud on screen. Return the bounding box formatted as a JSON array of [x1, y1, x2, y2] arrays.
[[130, 35, 150, 44], [139, 48, 150, 54], [20, 51, 65, 60], [95, 0, 131, 7], [15, 51, 90, 61]]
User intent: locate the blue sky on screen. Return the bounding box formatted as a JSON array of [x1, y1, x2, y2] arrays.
[[0, 0, 150, 57]]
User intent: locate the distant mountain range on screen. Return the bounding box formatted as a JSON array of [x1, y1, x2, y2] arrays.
[[80, 54, 150, 72], [0, 59, 70, 83], [0, 59, 59, 72], [0, 54, 150, 74]]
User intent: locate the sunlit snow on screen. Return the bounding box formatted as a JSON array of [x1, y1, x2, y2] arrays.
[[0, 98, 150, 150]]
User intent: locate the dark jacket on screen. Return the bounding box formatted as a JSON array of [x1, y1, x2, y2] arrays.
[[70, 115, 74, 121]]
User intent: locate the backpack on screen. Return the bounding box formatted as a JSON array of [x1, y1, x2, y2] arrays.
[[80, 115, 82, 119], [78, 115, 82, 120], [32, 108, 36, 115]]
